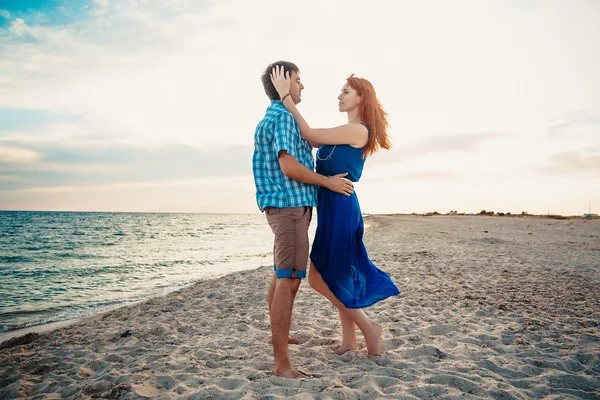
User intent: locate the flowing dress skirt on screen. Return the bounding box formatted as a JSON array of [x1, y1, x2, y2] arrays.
[[310, 188, 400, 309]]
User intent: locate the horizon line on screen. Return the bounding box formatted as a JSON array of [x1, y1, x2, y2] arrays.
[[0, 209, 596, 218]]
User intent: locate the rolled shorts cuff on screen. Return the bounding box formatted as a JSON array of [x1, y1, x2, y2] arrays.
[[273, 264, 306, 279]]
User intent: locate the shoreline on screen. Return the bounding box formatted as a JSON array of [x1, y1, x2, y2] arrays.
[[0, 319, 81, 344], [0, 265, 269, 345], [0, 258, 275, 342], [1, 215, 599, 399]]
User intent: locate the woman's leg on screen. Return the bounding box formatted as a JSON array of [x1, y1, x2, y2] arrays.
[[342, 308, 383, 356], [335, 310, 359, 355], [307, 262, 346, 309], [308, 262, 382, 355]]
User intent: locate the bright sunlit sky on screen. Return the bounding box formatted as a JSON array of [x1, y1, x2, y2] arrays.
[[0, 0, 599, 215]]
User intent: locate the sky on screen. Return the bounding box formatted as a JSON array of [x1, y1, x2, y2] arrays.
[[0, 0, 599, 215]]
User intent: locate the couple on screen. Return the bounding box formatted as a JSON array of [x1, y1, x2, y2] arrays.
[[252, 60, 400, 379]]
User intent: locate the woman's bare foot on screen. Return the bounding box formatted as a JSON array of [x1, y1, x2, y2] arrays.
[[334, 343, 360, 355], [273, 367, 310, 379], [366, 321, 383, 356]]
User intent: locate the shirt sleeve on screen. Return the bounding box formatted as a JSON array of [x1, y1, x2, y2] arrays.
[[272, 112, 299, 158]]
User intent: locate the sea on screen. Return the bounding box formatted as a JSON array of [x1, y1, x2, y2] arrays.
[[0, 211, 294, 336]]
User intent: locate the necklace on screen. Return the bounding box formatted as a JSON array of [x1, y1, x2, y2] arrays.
[[317, 145, 337, 161]]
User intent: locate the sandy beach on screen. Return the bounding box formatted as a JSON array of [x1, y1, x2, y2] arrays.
[[1, 215, 599, 399]]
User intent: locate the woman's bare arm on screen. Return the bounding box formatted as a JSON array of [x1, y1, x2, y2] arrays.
[[271, 66, 368, 147]]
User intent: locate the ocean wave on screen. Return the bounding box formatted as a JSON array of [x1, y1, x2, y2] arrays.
[[0, 212, 273, 335], [0, 297, 145, 333], [0, 255, 36, 263]]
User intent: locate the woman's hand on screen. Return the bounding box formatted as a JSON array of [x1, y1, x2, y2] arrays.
[[270, 65, 291, 100]]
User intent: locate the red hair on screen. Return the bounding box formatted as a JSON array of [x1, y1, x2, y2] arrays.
[[346, 74, 391, 157]]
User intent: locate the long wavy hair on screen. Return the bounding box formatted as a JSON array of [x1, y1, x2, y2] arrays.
[[346, 74, 391, 157]]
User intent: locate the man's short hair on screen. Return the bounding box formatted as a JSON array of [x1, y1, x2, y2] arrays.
[[261, 61, 299, 101]]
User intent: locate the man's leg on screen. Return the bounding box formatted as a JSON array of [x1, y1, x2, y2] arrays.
[[266, 207, 310, 377], [268, 270, 299, 345], [283, 206, 311, 344], [285, 279, 300, 344], [271, 278, 304, 378], [267, 271, 277, 313]]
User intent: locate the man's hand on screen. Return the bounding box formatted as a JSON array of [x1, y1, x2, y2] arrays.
[[327, 173, 354, 196], [270, 65, 291, 99]]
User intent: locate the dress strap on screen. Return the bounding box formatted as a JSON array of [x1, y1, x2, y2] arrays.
[[360, 122, 371, 137]]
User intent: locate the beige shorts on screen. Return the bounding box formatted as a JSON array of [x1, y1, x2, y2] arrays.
[[265, 206, 312, 279]]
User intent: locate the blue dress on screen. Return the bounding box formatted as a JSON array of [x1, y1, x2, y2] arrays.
[[310, 141, 400, 309]]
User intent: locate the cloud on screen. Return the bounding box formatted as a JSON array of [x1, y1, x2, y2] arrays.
[[0, 140, 253, 190], [0, 108, 83, 132], [547, 110, 600, 137], [11, 175, 247, 193], [0, 0, 225, 96], [0, 0, 264, 149], [401, 170, 457, 181], [369, 131, 512, 166], [93, 0, 109, 7], [2, 161, 125, 173], [364, 170, 457, 183], [8, 18, 28, 36], [409, 131, 512, 154], [538, 149, 600, 175], [0, 175, 258, 213], [0, 144, 41, 163]]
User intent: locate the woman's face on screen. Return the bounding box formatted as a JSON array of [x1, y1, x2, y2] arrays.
[[338, 83, 360, 113]]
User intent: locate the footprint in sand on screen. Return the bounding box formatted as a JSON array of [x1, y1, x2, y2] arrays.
[[422, 324, 459, 336], [382, 338, 406, 351]]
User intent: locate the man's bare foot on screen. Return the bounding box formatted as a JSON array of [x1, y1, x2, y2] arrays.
[[273, 367, 310, 379], [288, 336, 299, 345], [366, 321, 383, 356], [334, 343, 359, 355], [271, 336, 299, 345]]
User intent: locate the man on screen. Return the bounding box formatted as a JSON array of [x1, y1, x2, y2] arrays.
[[252, 61, 353, 379]]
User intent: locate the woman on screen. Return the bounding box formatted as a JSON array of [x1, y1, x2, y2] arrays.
[[271, 67, 400, 356]]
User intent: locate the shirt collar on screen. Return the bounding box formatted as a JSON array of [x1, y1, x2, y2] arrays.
[[270, 100, 287, 110]]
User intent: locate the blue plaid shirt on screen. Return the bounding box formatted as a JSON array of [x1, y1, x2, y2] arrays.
[[253, 101, 318, 211]]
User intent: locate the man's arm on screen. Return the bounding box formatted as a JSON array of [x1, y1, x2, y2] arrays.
[[278, 151, 353, 196]]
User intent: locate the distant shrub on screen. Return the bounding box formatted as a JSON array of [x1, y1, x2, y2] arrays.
[[548, 214, 568, 220]]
